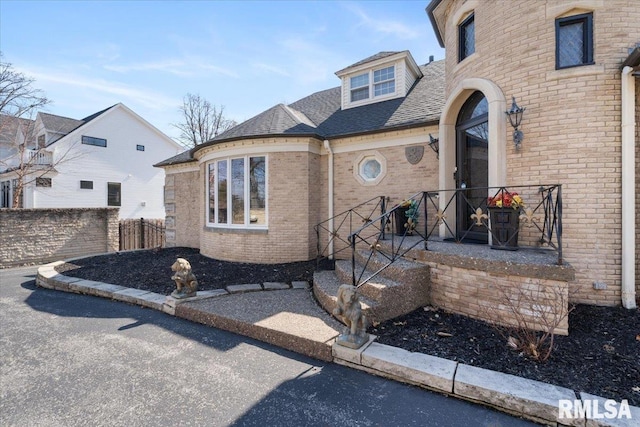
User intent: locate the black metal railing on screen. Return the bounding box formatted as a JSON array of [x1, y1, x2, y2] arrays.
[[314, 196, 386, 269], [345, 184, 563, 287]]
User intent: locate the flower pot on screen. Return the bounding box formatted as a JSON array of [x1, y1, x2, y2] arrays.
[[488, 207, 519, 250]]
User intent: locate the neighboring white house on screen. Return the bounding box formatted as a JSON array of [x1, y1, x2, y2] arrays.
[[0, 103, 182, 218]]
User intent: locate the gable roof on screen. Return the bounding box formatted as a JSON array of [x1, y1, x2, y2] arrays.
[[39, 112, 85, 136], [0, 115, 34, 146], [157, 58, 445, 167], [335, 51, 407, 75]]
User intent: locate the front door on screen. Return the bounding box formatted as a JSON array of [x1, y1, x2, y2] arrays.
[[455, 91, 489, 242]]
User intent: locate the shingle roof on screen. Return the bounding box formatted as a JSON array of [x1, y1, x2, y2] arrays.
[[0, 115, 33, 145], [39, 112, 84, 135], [335, 51, 407, 75], [155, 59, 445, 167]]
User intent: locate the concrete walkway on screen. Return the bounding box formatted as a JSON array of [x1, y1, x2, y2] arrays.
[[36, 261, 638, 427]]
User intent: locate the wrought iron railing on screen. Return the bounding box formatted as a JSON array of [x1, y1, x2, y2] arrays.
[[314, 196, 386, 269], [345, 185, 563, 288]]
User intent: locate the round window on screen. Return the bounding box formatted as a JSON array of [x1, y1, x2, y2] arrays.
[[360, 158, 381, 180]]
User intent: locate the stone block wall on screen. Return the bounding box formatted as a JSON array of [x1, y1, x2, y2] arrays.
[[0, 208, 119, 267], [164, 169, 200, 249]]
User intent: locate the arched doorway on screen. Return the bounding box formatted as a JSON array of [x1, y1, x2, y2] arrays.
[[455, 91, 488, 242]]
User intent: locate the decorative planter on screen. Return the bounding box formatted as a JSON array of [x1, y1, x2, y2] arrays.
[[488, 207, 519, 250], [394, 206, 413, 236]]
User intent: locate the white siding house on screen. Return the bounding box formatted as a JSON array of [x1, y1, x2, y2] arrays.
[[0, 103, 182, 218]]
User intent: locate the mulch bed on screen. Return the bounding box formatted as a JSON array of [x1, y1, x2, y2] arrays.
[[56, 247, 639, 406]]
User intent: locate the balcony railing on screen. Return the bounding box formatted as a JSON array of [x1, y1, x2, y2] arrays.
[[333, 185, 563, 288], [27, 149, 53, 165]]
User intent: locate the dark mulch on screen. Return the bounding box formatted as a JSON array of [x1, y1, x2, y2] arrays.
[[56, 247, 639, 406], [56, 247, 316, 296]]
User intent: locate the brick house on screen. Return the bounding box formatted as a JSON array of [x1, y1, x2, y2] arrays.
[[156, 0, 638, 316]]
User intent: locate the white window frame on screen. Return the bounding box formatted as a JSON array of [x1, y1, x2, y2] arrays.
[[348, 65, 396, 106], [206, 154, 268, 229], [354, 152, 387, 186]]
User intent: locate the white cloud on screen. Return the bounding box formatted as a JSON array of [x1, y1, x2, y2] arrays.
[[345, 3, 421, 40], [104, 59, 192, 77], [21, 66, 178, 111], [251, 62, 290, 77]]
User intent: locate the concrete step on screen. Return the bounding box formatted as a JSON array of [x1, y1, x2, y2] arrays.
[[312, 269, 379, 323], [353, 248, 431, 285], [335, 259, 430, 322]]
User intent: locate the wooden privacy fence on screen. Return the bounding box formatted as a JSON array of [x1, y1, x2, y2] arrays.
[[119, 218, 165, 250]]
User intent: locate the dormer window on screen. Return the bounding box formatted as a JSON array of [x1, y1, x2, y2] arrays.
[[349, 66, 396, 103], [374, 66, 395, 96], [350, 73, 370, 102], [337, 51, 421, 110]]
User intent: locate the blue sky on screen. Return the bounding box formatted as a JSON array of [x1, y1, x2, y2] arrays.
[[0, 1, 444, 140]]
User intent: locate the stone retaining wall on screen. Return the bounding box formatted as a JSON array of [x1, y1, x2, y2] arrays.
[[0, 208, 119, 267]]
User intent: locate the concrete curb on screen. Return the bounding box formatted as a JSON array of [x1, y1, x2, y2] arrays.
[[36, 261, 638, 427]]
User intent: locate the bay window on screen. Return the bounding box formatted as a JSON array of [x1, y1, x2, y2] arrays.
[[208, 155, 267, 227]]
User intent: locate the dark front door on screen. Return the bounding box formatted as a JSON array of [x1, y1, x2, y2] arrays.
[[455, 91, 489, 242]]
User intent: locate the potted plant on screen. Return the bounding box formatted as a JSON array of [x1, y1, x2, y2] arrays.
[[487, 190, 524, 250], [394, 199, 419, 236]]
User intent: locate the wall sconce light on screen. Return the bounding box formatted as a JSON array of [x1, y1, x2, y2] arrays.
[[428, 134, 439, 158], [505, 97, 525, 149]]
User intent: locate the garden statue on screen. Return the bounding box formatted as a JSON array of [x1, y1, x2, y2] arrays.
[[332, 284, 369, 349], [170, 258, 198, 299]]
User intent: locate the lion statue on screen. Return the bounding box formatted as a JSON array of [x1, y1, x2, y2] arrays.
[[170, 258, 198, 299], [332, 284, 368, 346]]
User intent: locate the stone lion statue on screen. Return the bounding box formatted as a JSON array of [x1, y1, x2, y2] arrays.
[[333, 284, 368, 347], [170, 258, 198, 299]]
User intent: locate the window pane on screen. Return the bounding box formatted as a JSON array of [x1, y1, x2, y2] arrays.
[[231, 158, 244, 224], [374, 81, 395, 96], [82, 135, 107, 147], [208, 163, 216, 223], [107, 182, 121, 206], [361, 159, 381, 180], [373, 66, 394, 83], [350, 73, 369, 88], [217, 160, 227, 224], [351, 87, 369, 102], [249, 156, 266, 225], [558, 22, 584, 68], [459, 14, 475, 61]]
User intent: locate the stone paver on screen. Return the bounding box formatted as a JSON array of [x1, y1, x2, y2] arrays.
[[454, 363, 577, 425], [226, 283, 262, 293]]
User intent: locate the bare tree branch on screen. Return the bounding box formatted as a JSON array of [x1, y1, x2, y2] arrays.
[[172, 93, 237, 148], [0, 52, 85, 208]]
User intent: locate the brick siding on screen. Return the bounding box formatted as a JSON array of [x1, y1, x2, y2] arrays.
[[441, 0, 640, 305]]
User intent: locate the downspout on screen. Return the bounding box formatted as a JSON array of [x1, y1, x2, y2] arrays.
[[620, 66, 637, 309], [324, 140, 334, 259]]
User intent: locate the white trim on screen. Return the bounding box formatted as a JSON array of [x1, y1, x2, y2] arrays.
[[330, 131, 436, 154], [620, 66, 637, 309], [353, 151, 387, 186], [197, 140, 321, 163], [205, 154, 268, 230]]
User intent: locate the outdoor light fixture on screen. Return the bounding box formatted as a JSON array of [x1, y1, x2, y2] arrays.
[[505, 96, 525, 149], [428, 134, 439, 158]]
